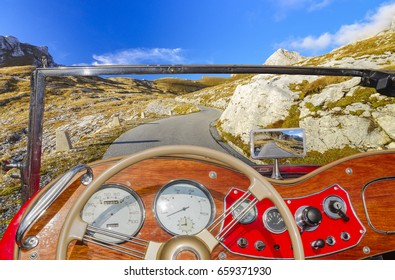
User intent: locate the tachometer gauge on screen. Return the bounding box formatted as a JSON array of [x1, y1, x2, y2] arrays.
[[231, 199, 257, 224], [154, 179, 215, 235], [81, 184, 144, 243], [263, 207, 287, 234]]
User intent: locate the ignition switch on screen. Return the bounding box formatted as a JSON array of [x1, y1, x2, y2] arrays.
[[323, 196, 349, 221]]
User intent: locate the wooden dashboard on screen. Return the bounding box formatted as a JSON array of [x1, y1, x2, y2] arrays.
[[15, 150, 395, 260]]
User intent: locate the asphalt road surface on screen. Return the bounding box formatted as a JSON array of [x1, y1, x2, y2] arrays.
[[255, 141, 296, 158], [103, 107, 233, 158]]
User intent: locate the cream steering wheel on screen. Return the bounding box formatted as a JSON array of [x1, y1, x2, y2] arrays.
[[56, 145, 304, 260]]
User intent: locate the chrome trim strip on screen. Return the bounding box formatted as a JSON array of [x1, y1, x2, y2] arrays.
[[362, 176, 395, 234], [16, 164, 93, 249]]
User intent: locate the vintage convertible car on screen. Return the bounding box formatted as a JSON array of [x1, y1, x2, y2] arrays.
[[0, 65, 394, 260]]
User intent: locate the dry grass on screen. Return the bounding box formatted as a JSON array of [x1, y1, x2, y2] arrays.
[[290, 76, 351, 100], [301, 32, 395, 66], [178, 74, 254, 109]]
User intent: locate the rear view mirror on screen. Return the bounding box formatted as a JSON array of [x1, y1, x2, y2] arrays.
[[250, 128, 306, 159]]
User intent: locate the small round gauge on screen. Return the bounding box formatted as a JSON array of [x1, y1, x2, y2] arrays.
[[231, 199, 258, 224], [263, 207, 287, 234], [154, 179, 215, 236], [81, 184, 145, 243]]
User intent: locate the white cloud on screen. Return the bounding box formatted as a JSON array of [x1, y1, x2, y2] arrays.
[[334, 3, 395, 45], [275, 0, 331, 9], [91, 48, 186, 65], [272, 0, 333, 21], [289, 33, 332, 50], [308, 0, 332, 11], [281, 2, 395, 52]]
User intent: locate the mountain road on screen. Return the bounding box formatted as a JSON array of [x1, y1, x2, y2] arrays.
[[103, 107, 251, 164]]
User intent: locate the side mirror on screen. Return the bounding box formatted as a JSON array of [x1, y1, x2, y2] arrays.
[[250, 128, 306, 159], [250, 128, 306, 179]]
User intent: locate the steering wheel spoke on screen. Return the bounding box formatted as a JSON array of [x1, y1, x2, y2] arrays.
[[145, 241, 163, 260], [249, 177, 276, 201]]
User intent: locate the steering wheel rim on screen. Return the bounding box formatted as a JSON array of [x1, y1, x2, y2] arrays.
[[56, 145, 304, 260]]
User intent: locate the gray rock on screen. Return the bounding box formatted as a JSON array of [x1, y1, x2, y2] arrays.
[[264, 48, 305, 65], [372, 104, 395, 139], [300, 115, 390, 152]]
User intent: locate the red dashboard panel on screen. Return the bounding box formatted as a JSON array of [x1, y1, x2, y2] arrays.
[[221, 185, 365, 259]]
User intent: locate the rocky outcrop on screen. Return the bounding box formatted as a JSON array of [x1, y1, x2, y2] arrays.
[[0, 35, 56, 67], [218, 30, 395, 157], [264, 48, 305, 65], [220, 74, 314, 142]]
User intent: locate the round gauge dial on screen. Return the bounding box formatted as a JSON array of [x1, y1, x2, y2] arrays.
[[263, 207, 287, 234], [81, 184, 145, 243], [231, 199, 257, 224], [154, 179, 215, 236]]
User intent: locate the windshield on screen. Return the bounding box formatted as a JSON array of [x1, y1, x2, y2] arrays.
[[1, 64, 395, 239]]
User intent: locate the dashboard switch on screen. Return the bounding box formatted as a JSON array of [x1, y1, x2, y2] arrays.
[[329, 201, 350, 222], [296, 206, 322, 232], [303, 206, 322, 226], [237, 238, 248, 248], [340, 232, 351, 241], [326, 236, 336, 246], [311, 239, 325, 249], [255, 241, 266, 251], [323, 196, 349, 221]]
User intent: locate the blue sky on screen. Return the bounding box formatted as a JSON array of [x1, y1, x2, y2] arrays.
[[1, 0, 395, 66]]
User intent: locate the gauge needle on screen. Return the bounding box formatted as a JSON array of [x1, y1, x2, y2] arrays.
[[167, 206, 190, 217], [92, 197, 131, 227]]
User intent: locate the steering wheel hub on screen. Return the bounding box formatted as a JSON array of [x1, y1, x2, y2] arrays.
[[158, 235, 211, 260]]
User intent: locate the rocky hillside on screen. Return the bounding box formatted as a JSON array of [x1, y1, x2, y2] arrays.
[[0, 36, 56, 67], [0, 65, 212, 236], [180, 29, 395, 164], [0, 66, 210, 177]]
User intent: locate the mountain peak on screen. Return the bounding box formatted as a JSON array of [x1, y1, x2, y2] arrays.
[[264, 48, 305, 66], [0, 35, 57, 67], [0, 36, 19, 48]]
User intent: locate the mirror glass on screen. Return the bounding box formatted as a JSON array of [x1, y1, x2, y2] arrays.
[[250, 128, 306, 159]]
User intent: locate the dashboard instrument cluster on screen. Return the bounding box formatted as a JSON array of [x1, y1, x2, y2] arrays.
[[80, 175, 365, 259]]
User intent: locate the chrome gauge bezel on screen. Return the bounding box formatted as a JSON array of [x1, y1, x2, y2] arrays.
[[153, 179, 215, 236], [81, 183, 145, 243], [263, 206, 287, 234], [231, 199, 258, 224]]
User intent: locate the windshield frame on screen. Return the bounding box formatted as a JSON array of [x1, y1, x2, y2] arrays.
[[23, 64, 395, 201]]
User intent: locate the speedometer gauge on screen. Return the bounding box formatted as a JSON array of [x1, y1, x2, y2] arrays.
[[154, 179, 215, 236], [81, 184, 144, 243]]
